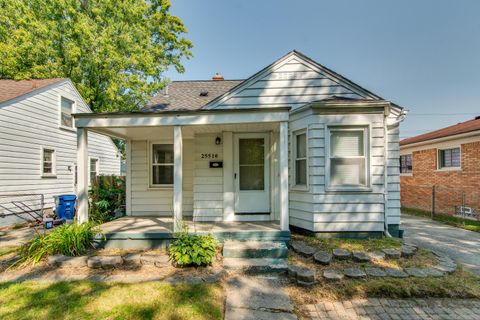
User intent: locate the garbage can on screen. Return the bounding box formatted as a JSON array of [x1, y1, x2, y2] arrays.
[[56, 195, 77, 220]]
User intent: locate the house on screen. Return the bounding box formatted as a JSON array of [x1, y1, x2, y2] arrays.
[[0, 78, 121, 226], [400, 117, 480, 216], [73, 50, 405, 244]]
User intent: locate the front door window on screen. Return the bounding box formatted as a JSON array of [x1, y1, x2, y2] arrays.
[[239, 138, 265, 190]]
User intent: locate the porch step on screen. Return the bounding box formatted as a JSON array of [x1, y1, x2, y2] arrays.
[[223, 241, 288, 259], [223, 258, 288, 273]]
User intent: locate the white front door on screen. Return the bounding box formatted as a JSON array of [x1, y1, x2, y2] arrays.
[[234, 133, 270, 215]]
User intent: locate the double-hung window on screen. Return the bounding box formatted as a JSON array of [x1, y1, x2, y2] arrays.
[[400, 154, 413, 174], [438, 147, 460, 169], [89, 158, 99, 184], [294, 131, 307, 186], [328, 126, 369, 189], [42, 148, 56, 177], [60, 97, 75, 128], [151, 144, 174, 186]]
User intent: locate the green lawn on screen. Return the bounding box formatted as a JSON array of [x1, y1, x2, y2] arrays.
[[0, 281, 224, 320], [403, 207, 480, 232]]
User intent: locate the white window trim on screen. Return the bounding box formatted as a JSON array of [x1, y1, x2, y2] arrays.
[[436, 146, 461, 171], [41, 147, 56, 178], [59, 94, 76, 132], [325, 125, 371, 192], [88, 156, 99, 185], [291, 129, 309, 191], [400, 154, 413, 176], [148, 140, 174, 188]]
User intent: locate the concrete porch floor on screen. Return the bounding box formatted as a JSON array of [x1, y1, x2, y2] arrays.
[[98, 216, 290, 249]]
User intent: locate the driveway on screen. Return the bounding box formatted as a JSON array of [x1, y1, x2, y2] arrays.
[[402, 214, 480, 275]]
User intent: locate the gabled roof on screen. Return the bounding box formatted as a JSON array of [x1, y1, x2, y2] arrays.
[[0, 78, 67, 104], [146, 50, 402, 113], [400, 117, 480, 146], [144, 80, 243, 112]]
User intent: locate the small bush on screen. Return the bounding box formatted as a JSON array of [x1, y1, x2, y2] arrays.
[[169, 230, 218, 267], [17, 223, 103, 266], [89, 175, 125, 224]]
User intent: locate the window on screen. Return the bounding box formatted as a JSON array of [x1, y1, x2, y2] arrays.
[[438, 147, 460, 169], [328, 127, 368, 189], [400, 154, 413, 174], [42, 148, 55, 176], [294, 131, 307, 186], [89, 158, 98, 184], [151, 144, 174, 186], [60, 97, 74, 128]]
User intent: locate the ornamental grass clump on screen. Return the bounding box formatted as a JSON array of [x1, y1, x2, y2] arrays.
[[17, 223, 103, 266], [169, 229, 218, 267]]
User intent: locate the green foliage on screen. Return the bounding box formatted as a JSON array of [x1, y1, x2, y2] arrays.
[[89, 175, 125, 224], [17, 223, 103, 266], [0, 0, 192, 112], [169, 229, 218, 267]]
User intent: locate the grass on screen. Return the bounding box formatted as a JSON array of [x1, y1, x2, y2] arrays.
[[295, 234, 401, 252], [0, 281, 224, 320], [0, 246, 19, 257], [403, 207, 480, 232]]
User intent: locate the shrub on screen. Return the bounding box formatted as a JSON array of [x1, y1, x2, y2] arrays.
[[17, 223, 103, 266], [169, 230, 218, 267], [89, 175, 125, 224]]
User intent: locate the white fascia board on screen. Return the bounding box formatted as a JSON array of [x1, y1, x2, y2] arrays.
[[75, 110, 290, 128]]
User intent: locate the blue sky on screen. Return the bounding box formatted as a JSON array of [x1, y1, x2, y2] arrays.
[[165, 0, 480, 139]]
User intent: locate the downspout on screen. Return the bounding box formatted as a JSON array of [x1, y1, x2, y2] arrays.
[[383, 109, 407, 237]]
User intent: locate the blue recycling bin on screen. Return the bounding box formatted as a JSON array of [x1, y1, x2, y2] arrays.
[[56, 195, 77, 220]]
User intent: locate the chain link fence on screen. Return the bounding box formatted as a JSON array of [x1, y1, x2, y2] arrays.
[[401, 184, 480, 220], [0, 194, 45, 227]]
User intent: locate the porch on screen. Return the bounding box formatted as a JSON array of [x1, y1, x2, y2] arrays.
[[98, 216, 290, 249], [74, 108, 291, 238]]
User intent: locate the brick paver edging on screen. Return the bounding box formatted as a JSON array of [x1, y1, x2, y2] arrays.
[[304, 298, 480, 320]]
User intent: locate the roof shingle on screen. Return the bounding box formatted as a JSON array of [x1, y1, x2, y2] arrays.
[[0, 78, 66, 104], [144, 80, 243, 112], [401, 117, 480, 146]]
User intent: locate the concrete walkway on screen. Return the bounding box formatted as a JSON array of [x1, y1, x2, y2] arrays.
[[305, 298, 480, 320], [225, 275, 297, 320], [402, 214, 480, 275]]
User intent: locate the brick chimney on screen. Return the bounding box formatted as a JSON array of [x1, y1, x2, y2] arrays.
[[212, 73, 224, 81]]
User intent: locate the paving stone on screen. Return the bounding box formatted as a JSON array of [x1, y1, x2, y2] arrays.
[[225, 306, 297, 320], [296, 266, 315, 283], [401, 245, 416, 257], [88, 255, 123, 269], [323, 269, 344, 280], [384, 267, 409, 278], [424, 268, 444, 277], [122, 253, 141, 264], [344, 267, 366, 278], [287, 264, 301, 278], [313, 250, 332, 265], [369, 251, 386, 260], [333, 248, 351, 260], [433, 263, 457, 274], [365, 267, 387, 277], [383, 248, 401, 259], [404, 267, 428, 278], [290, 241, 316, 257], [352, 251, 371, 262], [48, 254, 88, 267], [140, 253, 170, 266]]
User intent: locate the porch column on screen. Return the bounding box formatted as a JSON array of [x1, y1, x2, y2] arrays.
[[76, 128, 89, 224], [279, 121, 289, 231], [173, 125, 183, 232]]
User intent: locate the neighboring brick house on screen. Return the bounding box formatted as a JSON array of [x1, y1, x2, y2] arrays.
[[400, 117, 480, 216]]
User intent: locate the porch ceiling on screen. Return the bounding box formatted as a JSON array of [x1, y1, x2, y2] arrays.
[[89, 122, 280, 140]]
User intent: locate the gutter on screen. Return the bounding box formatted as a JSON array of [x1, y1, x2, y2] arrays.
[[383, 109, 408, 237]]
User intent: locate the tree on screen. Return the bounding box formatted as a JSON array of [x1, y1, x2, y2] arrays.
[[0, 0, 192, 112]]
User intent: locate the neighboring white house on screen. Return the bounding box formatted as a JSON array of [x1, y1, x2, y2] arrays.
[[0, 78, 121, 226], [74, 51, 405, 237]]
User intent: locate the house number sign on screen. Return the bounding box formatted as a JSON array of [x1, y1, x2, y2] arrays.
[[200, 153, 219, 159]]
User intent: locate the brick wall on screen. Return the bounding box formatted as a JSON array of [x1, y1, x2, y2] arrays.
[[400, 141, 480, 215]]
